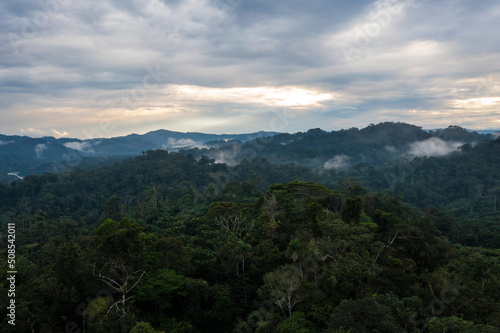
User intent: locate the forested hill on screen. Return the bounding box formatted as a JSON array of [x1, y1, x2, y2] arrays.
[[337, 137, 500, 248], [185, 122, 494, 169], [1, 122, 495, 183], [345, 137, 500, 216], [0, 151, 337, 224], [1, 123, 500, 332], [2, 148, 500, 331], [0, 129, 277, 183], [1, 135, 499, 243]]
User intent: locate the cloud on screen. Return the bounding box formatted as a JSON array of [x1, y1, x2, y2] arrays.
[[385, 145, 397, 153], [20, 127, 69, 138], [51, 129, 69, 137], [171, 85, 335, 108], [21, 128, 45, 136], [34, 143, 47, 157], [0, 140, 13, 145], [324, 154, 350, 170], [162, 137, 206, 149], [1, 0, 500, 137], [63, 141, 93, 152], [407, 138, 463, 157], [7, 172, 23, 180], [211, 145, 241, 166]]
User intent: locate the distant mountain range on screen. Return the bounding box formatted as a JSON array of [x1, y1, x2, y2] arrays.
[[185, 123, 498, 170], [1, 123, 498, 183], [0, 129, 278, 182], [467, 129, 500, 135]]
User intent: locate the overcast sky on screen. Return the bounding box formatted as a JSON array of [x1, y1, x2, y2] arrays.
[[1, 0, 500, 138]]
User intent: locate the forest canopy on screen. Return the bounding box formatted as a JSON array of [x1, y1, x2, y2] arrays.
[[1, 124, 500, 332]]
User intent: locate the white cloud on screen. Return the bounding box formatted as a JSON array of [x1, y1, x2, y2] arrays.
[[34, 143, 47, 158], [172, 85, 335, 108], [163, 137, 201, 149], [7, 172, 24, 180], [21, 128, 45, 136], [51, 129, 70, 137], [20, 127, 69, 138], [211, 145, 240, 166], [385, 145, 397, 153], [324, 154, 350, 170], [408, 138, 463, 157], [63, 141, 93, 152]]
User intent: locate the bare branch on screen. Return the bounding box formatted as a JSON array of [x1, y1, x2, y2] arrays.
[[92, 261, 147, 324], [128, 270, 147, 292]]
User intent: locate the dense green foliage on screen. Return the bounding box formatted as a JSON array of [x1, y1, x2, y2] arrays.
[[186, 123, 493, 169], [0, 130, 277, 183], [1, 122, 500, 332], [338, 137, 500, 248], [1, 144, 500, 332]]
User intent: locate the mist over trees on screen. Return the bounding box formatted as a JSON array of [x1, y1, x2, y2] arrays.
[[1, 122, 500, 332]]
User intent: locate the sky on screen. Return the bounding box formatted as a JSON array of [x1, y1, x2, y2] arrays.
[[1, 0, 500, 139]]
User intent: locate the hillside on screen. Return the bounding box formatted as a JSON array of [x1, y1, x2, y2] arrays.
[[185, 123, 494, 169], [1, 146, 500, 332], [1, 122, 500, 332], [0, 130, 278, 183]]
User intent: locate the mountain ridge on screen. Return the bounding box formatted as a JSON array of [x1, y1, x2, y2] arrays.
[[0, 122, 496, 183], [184, 123, 495, 169], [0, 129, 279, 182]]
